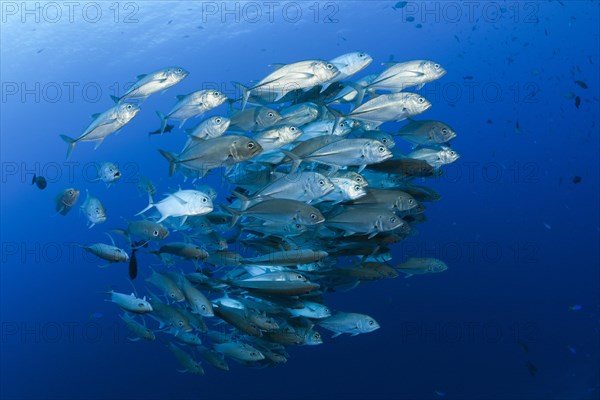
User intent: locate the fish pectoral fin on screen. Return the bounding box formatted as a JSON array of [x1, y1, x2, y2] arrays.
[[351, 333, 360, 337], [93, 139, 105, 150], [331, 332, 342, 338], [169, 193, 188, 205], [127, 337, 141, 342]]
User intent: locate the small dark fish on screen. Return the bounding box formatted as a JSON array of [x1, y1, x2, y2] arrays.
[[196, 25, 204, 30], [167, 20, 173, 25], [572, 175, 582, 184], [574, 80, 588, 89], [544, 29, 548, 36], [518, 341, 529, 354], [507, 57, 514, 64], [454, 34, 460, 42], [415, 24, 422, 28], [575, 96, 581, 108], [149, 124, 174, 135], [393, 1, 407, 9], [406, 16, 415, 22], [129, 248, 138, 280], [526, 361, 538, 377], [37, 48, 44, 54], [487, 119, 493, 124], [31, 174, 47, 190]]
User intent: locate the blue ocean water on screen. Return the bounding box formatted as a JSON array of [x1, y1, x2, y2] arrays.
[[1, 1, 599, 399]]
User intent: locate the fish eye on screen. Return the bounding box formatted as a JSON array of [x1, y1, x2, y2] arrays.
[[354, 185, 360, 191], [138, 303, 145, 308], [216, 118, 222, 123], [318, 179, 325, 186], [297, 274, 303, 279], [356, 177, 362, 182], [310, 213, 317, 220], [247, 142, 255, 149], [176, 68, 182, 73], [378, 146, 385, 152], [202, 197, 208, 203], [267, 112, 274, 118], [126, 104, 132, 110], [295, 224, 302, 229], [178, 321, 184, 327], [290, 126, 296, 131], [326, 63, 333, 69], [213, 91, 219, 96], [418, 98, 425, 103], [450, 151, 456, 155], [250, 352, 256, 356], [368, 320, 374, 325], [442, 128, 448, 134], [153, 230, 159, 236], [201, 305, 207, 311], [408, 199, 414, 204], [434, 63, 440, 69], [359, 53, 365, 57]]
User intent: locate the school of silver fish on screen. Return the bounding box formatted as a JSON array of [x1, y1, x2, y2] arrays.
[[56, 52, 456, 374]]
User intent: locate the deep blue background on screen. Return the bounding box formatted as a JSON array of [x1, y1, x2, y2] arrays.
[[1, 1, 599, 399]]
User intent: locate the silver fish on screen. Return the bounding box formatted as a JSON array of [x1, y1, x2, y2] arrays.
[[55, 188, 80, 215], [348, 92, 431, 124], [157, 90, 227, 133], [80, 190, 106, 228], [112, 66, 189, 102], [60, 102, 140, 159], [318, 312, 380, 337]]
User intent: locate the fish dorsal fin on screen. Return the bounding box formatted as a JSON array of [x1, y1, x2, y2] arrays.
[[176, 95, 186, 100], [136, 74, 147, 80], [268, 63, 286, 70], [91, 113, 101, 119]]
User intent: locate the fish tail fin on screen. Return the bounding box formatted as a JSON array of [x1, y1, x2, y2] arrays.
[[280, 150, 302, 174], [232, 81, 250, 110], [221, 204, 241, 227], [136, 192, 155, 216], [110, 95, 121, 104], [158, 149, 178, 176], [156, 111, 168, 134], [59, 135, 77, 160], [231, 190, 251, 211], [344, 81, 366, 109]]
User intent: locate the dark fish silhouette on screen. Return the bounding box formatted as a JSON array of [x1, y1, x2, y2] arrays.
[[526, 361, 538, 377], [574, 80, 588, 89], [149, 124, 174, 135], [575, 96, 581, 108], [129, 248, 138, 280], [572, 175, 582, 184], [31, 174, 47, 190]]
